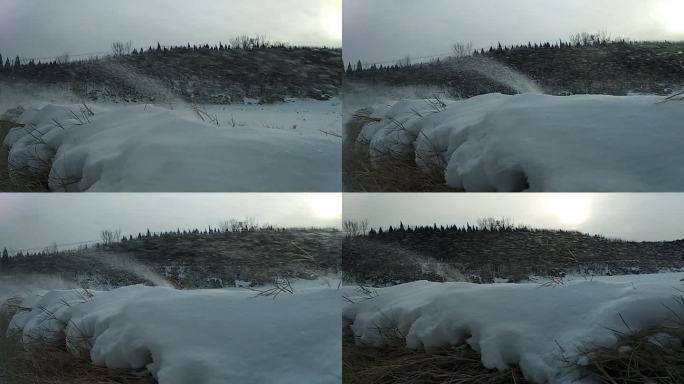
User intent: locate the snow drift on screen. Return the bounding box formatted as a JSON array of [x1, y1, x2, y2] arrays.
[[3, 101, 341, 191], [356, 93, 684, 191], [5, 285, 340, 384], [343, 273, 684, 384]]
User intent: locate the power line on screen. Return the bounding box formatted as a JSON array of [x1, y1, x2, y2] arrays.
[[11, 239, 100, 254], [21, 51, 111, 62], [351, 52, 453, 68]]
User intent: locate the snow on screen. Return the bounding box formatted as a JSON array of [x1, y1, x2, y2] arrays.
[[343, 273, 684, 384], [6, 285, 341, 384], [356, 93, 684, 191], [3, 99, 341, 191]]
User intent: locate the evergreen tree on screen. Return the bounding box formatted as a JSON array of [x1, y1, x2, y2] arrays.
[[356, 60, 363, 72], [14, 56, 20, 68], [0, 53, 3, 71], [1, 247, 8, 264], [346, 62, 353, 74]]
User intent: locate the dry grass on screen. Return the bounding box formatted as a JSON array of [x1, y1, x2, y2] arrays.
[[343, 325, 529, 384], [345, 319, 684, 384], [0, 299, 156, 384], [582, 323, 684, 384], [342, 115, 459, 192], [0, 120, 49, 192]]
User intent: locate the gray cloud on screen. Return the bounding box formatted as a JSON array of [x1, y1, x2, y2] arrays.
[[0, 193, 341, 252], [343, 0, 684, 65], [344, 193, 684, 242], [0, 0, 340, 60]]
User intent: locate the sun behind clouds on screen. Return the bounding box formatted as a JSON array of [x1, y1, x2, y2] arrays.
[[307, 193, 342, 220], [321, 5, 342, 41], [654, 0, 684, 33], [545, 194, 592, 226]]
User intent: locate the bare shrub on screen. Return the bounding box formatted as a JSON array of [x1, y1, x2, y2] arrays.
[[100, 229, 122, 246], [453, 42, 474, 58], [111, 41, 133, 57], [477, 217, 515, 231], [343, 219, 368, 238]]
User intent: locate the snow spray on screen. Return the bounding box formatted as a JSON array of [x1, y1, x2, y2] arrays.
[[448, 56, 544, 94], [93, 251, 173, 288]]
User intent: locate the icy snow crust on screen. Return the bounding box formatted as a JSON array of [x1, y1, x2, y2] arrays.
[[6, 285, 341, 384], [357, 93, 684, 191], [343, 273, 684, 384], [4, 100, 341, 191]]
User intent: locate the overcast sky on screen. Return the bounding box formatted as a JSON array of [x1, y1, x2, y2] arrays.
[[344, 0, 684, 65], [0, 0, 341, 60], [0, 193, 341, 253], [344, 194, 684, 242]]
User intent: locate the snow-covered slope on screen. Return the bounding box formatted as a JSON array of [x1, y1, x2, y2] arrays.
[[3, 100, 341, 191], [356, 93, 684, 191], [343, 273, 684, 384], [5, 285, 341, 384]]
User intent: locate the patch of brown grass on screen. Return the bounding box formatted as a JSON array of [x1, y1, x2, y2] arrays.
[[0, 301, 156, 384], [0, 120, 49, 192], [343, 325, 528, 384], [582, 324, 684, 384], [342, 116, 459, 192]]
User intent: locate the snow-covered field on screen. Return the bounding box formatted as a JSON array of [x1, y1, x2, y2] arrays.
[[354, 93, 684, 191], [4, 283, 341, 384], [343, 272, 684, 384], [3, 98, 341, 191]]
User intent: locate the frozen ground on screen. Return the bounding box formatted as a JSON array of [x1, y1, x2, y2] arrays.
[[343, 272, 684, 384], [4, 283, 341, 384], [354, 93, 684, 191], [3, 98, 341, 191]]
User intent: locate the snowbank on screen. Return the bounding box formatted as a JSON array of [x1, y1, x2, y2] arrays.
[[343, 273, 684, 383], [6, 285, 341, 384], [356, 93, 684, 191], [4, 101, 341, 191]]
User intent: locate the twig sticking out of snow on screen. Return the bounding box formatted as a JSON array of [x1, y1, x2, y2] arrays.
[[656, 91, 684, 104], [191, 104, 220, 127], [249, 277, 295, 299], [319, 129, 342, 138], [343, 285, 379, 304]]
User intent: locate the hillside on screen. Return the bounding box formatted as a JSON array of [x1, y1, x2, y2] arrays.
[[343, 224, 684, 285], [0, 44, 342, 104], [346, 40, 684, 96], [0, 227, 342, 288]]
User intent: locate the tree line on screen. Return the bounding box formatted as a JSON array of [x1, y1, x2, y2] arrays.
[[343, 218, 632, 242], [0, 219, 299, 263], [346, 31, 638, 74], [0, 35, 327, 71]]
